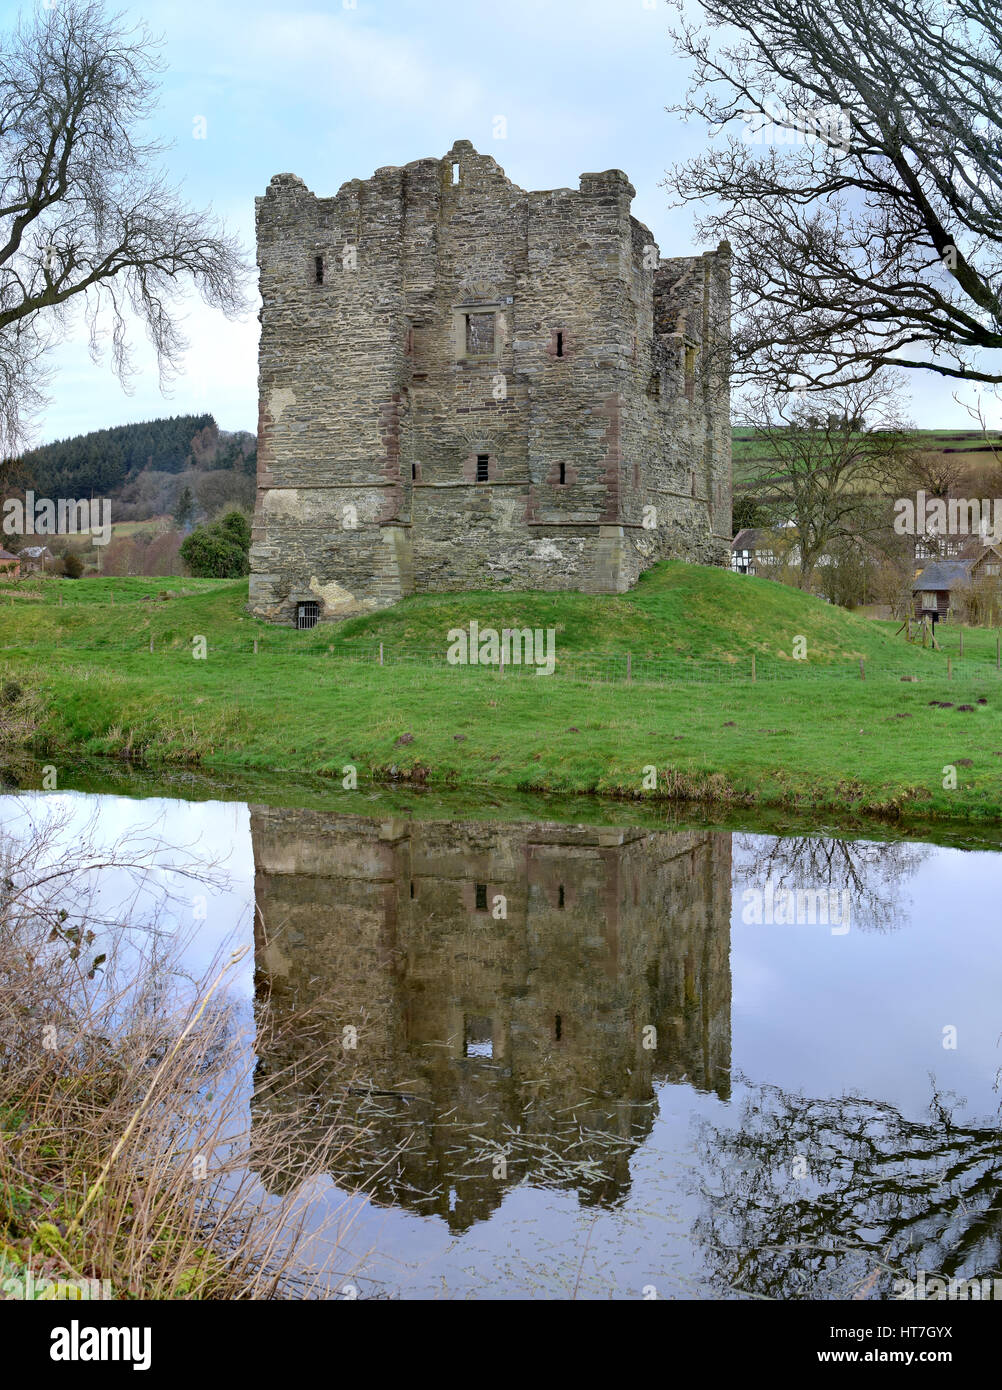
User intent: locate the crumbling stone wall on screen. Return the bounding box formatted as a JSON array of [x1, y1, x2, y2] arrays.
[[250, 141, 731, 624]]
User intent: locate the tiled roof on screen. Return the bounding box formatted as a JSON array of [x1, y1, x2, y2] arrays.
[[732, 528, 764, 548], [912, 559, 975, 591]]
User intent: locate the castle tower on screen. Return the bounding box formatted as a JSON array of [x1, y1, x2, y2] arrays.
[[250, 141, 731, 624]]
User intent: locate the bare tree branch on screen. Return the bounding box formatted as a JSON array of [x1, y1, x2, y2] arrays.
[[666, 0, 1002, 390], [0, 0, 251, 455]]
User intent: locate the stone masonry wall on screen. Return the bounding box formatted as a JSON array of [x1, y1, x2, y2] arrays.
[[250, 141, 731, 623]]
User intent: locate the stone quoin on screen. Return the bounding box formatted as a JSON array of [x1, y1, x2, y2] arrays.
[[250, 140, 732, 623]]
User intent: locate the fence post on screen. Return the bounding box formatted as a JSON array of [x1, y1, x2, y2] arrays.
[[253, 638, 258, 655], [149, 636, 154, 654], [379, 642, 383, 667], [859, 657, 865, 680], [997, 632, 1000, 672], [751, 654, 756, 683]]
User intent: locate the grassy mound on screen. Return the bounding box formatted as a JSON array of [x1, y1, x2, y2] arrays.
[[0, 562, 954, 673]]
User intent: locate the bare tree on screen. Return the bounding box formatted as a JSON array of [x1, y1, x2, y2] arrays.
[[0, 1, 250, 454], [958, 570, 1002, 626], [891, 445, 979, 560], [900, 449, 971, 506], [738, 379, 908, 587], [667, 0, 1002, 391]]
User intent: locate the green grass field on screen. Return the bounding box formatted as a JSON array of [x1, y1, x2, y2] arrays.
[[732, 426, 1002, 486], [2, 563, 1002, 823], [0, 562, 963, 665]]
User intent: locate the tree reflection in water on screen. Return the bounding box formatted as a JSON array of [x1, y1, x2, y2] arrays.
[[694, 1081, 1002, 1300], [734, 834, 930, 935]]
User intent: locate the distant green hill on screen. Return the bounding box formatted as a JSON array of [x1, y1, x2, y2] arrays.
[[12, 415, 256, 498], [732, 426, 1001, 487]]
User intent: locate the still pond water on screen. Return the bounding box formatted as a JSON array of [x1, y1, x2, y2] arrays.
[[3, 781, 1001, 1300]]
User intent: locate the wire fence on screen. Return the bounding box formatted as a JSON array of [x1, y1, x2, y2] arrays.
[[3, 635, 1000, 687]]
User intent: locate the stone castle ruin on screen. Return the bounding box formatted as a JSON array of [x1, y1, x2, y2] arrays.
[[249, 140, 731, 625]]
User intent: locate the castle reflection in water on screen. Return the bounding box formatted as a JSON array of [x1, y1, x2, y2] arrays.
[[251, 807, 732, 1231]]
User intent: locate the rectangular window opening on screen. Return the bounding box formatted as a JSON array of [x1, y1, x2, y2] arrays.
[[296, 601, 319, 630], [558, 462, 566, 485], [465, 312, 495, 356], [476, 454, 490, 483], [556, 331, 564, 357], [475, 882, 488, 911], [558, 883, 565, 908], [452, 161, 460, 185], [464, 1016, 493, 1059], [554, 1013, 562, 1042], [314, 255, 324, 286]]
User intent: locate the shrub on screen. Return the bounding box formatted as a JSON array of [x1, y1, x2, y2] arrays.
[[180, 510, 251, 578]]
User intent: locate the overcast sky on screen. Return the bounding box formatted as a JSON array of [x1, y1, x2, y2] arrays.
[[1, 0, 986, 445]]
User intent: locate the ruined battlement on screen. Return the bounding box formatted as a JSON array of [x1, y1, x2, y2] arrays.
[[250, 141, 731, 624]]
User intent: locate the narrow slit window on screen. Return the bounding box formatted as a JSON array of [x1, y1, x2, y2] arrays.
[[314, 255, 324, 285], [475, 882, 488, 911], [558, 462, 566, 485], [684, 346, 698, 401], [476, 454, 490, 483], [465, 312, 496, 356], [558, 884, 565, 908], [296, 601, 319, 630], [556, 331, 564, 357], [452, 161, 460, 185], [554, 1014, 562, 1042], [411, 461, 417, 480], [410, 880, 415, 899]]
